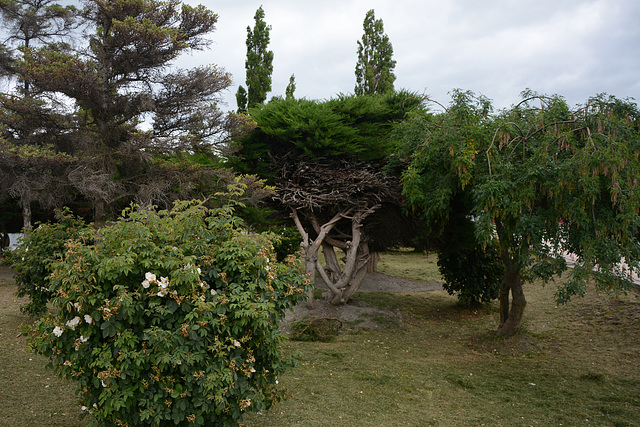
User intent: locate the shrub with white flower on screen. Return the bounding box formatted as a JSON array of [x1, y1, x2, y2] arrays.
[[26, 198, 310, 426]]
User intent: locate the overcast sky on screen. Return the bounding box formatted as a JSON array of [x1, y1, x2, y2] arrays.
[[182, 0, 640, 112]]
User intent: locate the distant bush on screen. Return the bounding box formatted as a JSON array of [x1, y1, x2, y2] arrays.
[[14, 208, 91, 315], [25, 198, 310, 426], [438, 242, 503, 306]]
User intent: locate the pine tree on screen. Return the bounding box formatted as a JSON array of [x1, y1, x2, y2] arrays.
[[355, 9, 396, 95], [285, 74, 296, 100], [241, 6, 273, 109]]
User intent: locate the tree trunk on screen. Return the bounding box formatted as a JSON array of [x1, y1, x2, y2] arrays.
[[366, 252, 380, 273], [94, 199, 106, 228], [496, 267, 526, 335], [21, 194, 32, 231], [495, 220, 526, 336]]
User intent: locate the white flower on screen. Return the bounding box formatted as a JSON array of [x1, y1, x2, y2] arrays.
[[84, 314, 93, 324], [81, 406, 87, 411], [52, 326, 63, 337], [73, 302, 81, 310], [101, 380, 107, 387], [145, 272, 156, 282], [211, 289, 217, 296], [141, 279, 150, 289], [197, 267, 201, 275], [80, 335, 89, 343], [275, 380, 279, 385], [157, 290, 165, 297], [65, 316, 81, 331], [233, 339, 241, 348], [159, 277, 169, 289]]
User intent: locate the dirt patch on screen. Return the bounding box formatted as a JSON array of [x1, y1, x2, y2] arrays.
[[466, 332, 542, 356], [282, 273, 442, 333], [0, 266, 14, 282]]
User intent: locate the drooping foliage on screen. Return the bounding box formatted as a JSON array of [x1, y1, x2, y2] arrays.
[[402, 89, 640, 334]]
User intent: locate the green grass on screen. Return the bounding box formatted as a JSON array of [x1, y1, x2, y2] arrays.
[[1, 256, 640, 426], [376, 248, 442, 282], [0, 277, 88, 427]]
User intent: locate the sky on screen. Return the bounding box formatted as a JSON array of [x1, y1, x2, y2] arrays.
[[181, 0, 640, 112]]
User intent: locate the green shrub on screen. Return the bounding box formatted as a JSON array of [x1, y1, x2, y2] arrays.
[[438, 242, 503, 306], [270, 225, 302, 261], [14, 208, 91, 315], [25, 199, 310, 426]]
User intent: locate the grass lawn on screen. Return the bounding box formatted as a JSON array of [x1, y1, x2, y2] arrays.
[[1, 253, 639, 426]]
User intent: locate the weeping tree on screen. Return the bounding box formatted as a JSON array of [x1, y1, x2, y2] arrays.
[[402, 90, 640, 335], [233, 92, 424, 305]]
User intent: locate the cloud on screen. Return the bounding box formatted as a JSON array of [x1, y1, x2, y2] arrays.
[[185, 0, 640, 110]]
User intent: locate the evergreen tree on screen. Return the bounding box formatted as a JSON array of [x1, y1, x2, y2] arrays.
[[18, 0, 233, 224], [0, 0, 79, 228], [355, 9, 396, 95], [236, 84, 248, 113], [241, 6, 273, 109], [285, 73, 296, 100]]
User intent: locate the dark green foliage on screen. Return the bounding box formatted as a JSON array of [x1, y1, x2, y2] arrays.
[[233, 91, 423, 177], [285, 74, 296, 100], [13, 208, 91, 315], [236, 85, 248, 113], [269, 225, 302, 262], [438, 245, 503, 306]]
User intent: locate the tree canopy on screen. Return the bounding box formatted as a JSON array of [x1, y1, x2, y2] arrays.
[[402, 90, 640, 334], [355, 9, 396, 96], [0, 0, 241, 225], [234, 92, 424, 304]]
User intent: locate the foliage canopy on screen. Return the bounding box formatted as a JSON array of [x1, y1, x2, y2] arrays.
[[402, 90, 640, 334]]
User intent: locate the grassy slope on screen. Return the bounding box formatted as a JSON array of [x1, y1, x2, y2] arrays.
[[1, 253, 639, 426], [0, 278, 87, 427]]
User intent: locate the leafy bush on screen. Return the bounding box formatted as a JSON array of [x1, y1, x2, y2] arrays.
[[25, 199, 310, 426], [437, 242, 503, 306], [14, 208, 91, 315], [270, 225, 302, 261]]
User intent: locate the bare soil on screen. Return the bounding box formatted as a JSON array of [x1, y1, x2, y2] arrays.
[[282, 273, 442, 333]]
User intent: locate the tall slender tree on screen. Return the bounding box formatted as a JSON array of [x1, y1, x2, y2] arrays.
[[238, 6, 273, 110], [355, 9, 396, 95], [285, 73, 296, 100]]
